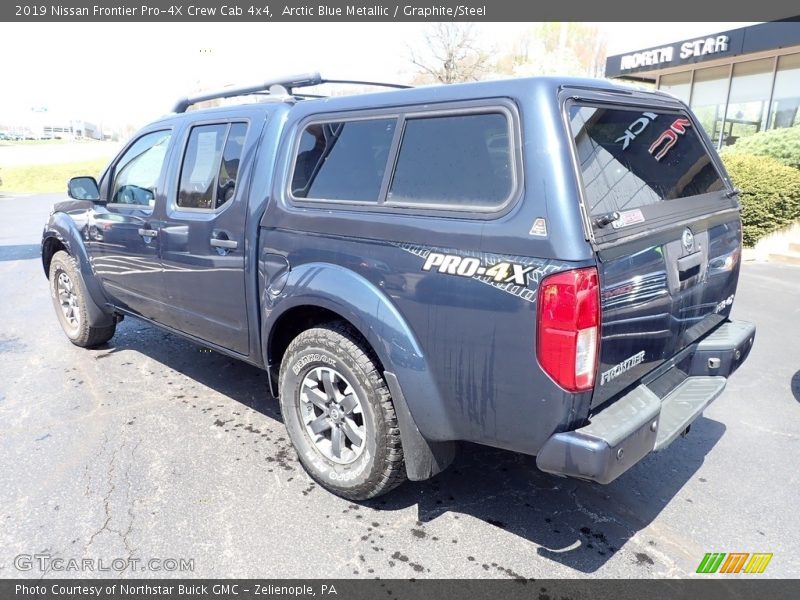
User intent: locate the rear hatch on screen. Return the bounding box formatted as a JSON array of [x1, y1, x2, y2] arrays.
[[566, 95, 742, 408]]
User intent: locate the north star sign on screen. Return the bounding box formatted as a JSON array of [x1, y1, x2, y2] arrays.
[[620, 35, 730, 71]]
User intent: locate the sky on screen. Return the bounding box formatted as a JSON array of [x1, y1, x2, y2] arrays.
[[0, 21, 758, 130]]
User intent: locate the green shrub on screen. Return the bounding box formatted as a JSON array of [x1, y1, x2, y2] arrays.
[[724, 125, 800, 169], [722, 153, 800, 246]]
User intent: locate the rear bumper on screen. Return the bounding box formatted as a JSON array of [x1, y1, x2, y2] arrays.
[[536, 319, 755, 484]]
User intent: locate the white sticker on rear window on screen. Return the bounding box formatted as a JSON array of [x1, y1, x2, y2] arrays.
[[611, 209, 645, 230]]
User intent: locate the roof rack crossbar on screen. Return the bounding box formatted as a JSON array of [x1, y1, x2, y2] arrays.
[[319, 79, 412, 90], [171, 73, 413, 113], [171, 72, 323, 113]]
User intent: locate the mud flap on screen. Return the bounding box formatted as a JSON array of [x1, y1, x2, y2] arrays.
[[384, 371, 456, 481]]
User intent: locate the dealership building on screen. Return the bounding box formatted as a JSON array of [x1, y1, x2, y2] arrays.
[[605, 21, 800, 149]]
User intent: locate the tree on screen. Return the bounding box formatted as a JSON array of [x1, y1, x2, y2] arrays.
[[408, 24, 491, 84], [496, 23, 608, 79]]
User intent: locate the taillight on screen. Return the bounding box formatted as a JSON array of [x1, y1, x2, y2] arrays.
[[537, 267, 600, 392]]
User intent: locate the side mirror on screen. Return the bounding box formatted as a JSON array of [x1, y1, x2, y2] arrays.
[[67, 176, 101, 201]]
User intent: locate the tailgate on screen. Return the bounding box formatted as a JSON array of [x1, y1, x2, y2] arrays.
[[567, 100, 742, 408]]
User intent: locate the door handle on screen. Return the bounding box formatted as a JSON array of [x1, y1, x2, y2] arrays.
[[210, 238, 238, 250], [677, 251, 702, 273], [138, 228, 158, 238]]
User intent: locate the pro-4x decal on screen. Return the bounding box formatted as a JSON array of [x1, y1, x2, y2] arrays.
[[422, 252, 534, 286], [392, 242, 567, 303]]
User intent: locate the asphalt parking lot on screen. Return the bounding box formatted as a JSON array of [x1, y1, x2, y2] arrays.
[[1, 193, 799, 579]]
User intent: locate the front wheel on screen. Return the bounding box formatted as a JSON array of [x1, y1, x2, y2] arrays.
[[49, 251, 115, 348], [279, 322, 406, 500]]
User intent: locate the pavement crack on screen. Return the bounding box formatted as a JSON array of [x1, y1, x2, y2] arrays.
[[86, 438, 118, 551], [120, 438, 142, 560], [84, 434, 141, 558]]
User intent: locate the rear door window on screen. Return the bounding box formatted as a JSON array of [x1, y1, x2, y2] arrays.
[[569, 104, 728, 237], [177, 122, 248, 211], [178, 124, 226, 210]]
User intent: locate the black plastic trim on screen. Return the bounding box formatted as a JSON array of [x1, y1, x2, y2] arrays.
[[384, 371, 456, 482]]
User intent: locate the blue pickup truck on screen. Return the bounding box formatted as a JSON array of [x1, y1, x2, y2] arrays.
[[42, 74, 755, 500]]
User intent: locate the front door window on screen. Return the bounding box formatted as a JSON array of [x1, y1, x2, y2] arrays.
[[110, 130, 172, 207]]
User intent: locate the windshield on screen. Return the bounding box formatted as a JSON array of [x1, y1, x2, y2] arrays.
[[569, 104, 725, 223]]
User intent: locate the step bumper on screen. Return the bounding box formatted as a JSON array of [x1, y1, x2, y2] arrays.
[[536, 320, 755, 484]]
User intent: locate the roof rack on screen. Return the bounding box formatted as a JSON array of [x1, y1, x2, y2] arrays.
[[171, 72, 322, 113], [171, 73, 412, 113], [321, 79, 411, 90]]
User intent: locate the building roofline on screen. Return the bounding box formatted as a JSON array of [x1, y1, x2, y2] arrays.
[[605, 20, 800, 78]]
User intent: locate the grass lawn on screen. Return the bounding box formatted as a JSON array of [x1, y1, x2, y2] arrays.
[[0, 158, 110, 194], [0, 139, 70, 146]]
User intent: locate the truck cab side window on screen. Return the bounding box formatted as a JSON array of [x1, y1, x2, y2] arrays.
[[178, 122, 248, 210], [110, 130, 172, 207], [216, 123, 247, 209], [178, 124, 227, 210]]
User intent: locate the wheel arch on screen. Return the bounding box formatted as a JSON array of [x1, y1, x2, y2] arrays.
[[267, 305, 365, 394], [41, 234, 67, 277], [42, 212, 114, 327]]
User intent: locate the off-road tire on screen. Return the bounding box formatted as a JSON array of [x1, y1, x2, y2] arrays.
[[279, 322, 406, 500], [49, 251, 116, 348]]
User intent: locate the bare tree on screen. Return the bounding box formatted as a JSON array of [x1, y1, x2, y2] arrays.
[[496, 23, 608, 79], [408, 24, 491, 84]]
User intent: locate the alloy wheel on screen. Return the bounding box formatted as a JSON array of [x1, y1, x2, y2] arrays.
[[299, 366, 366, 464], [56, 271, 80, 330]]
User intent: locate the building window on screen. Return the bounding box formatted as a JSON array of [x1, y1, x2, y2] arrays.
[[659, 72, 691, 104], [724, 58, 774, 146], [769, 53, 800, 129], [690, 65, 731, 145]]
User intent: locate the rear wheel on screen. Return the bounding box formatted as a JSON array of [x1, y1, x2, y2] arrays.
[[49, 251, 115, 348], [279, 322, 406, 500]]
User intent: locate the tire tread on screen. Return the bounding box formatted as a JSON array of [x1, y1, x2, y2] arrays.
[[50, 251, 115, 348], [278, 321, 406, 500]]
